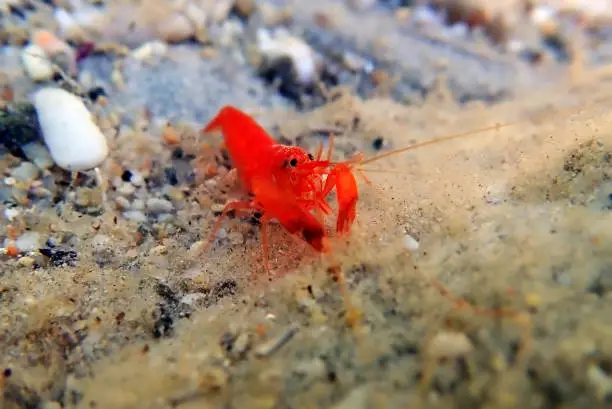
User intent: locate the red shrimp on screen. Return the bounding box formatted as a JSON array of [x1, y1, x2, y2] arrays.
[[199, 106, 331, 270]]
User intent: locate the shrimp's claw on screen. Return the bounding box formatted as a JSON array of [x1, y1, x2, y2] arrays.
[[251, 176, 328, 253], [327, 164, 358, 234]]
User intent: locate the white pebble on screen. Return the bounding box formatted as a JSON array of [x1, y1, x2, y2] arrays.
[[180, 293, 205, 306], [117, 183, 136, 196], [530, 5, 556, 26], [257, 28, 316, 85], [155, 13, 195, 43], [33, 87, 109, 171], [21, 44, 55, 81], [3, 207, 20, 222], [123, 210, 147, 222], [146, 198, 174, 213], [15, 231, 42, 252], [402, 234, 419, 251], [131, 199, 145, 210], [427, 331, 473, 360], [129, 171, 144, 186], [131, 41, 168, 60], [114, 196, 131, 210]]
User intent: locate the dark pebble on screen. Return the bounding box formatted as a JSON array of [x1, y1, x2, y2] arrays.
[[87, 86, 107, 102], [212, 279, 237, 299], [39, 248, 78, 267], [152, 303, 174, 338], [164, 167, 179, 185], [0, 102, 43, 160], [121, 170, 133, 182], [372, 136, 384, 150], [171, 147, 184, 159]]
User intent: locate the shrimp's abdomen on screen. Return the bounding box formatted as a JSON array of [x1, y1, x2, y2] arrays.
[[202, 106, 277, 189]]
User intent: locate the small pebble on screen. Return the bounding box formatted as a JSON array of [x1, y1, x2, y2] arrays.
[[180, 293, 205, 306], [90, 234, 111, 250], [188, 240, 205, 256], [3, 207, 20, 221], [157, 213, 174, 223], [228, 231, 244, 245], [149, 245, 168, 256], [15, 231, 41, 252], [587, 362, 612, 401], [402, 234, 419, 251], [117, 182, 136, 196], [257, 28, 317, 85], [427, 331, 473, 360], [330, 385, 370, 409], [17, 256, 35, 267], [33, 87, 109, 171], [129, 171, 145, 186], [155, 14, 195, 43], [114, 196, 131, 210], [21, 44, 55, 81], [198, 367, 229, 391], [131, 199, 145, 210], [230, 332, 252, 360], [292, 358, 326, 380], [21, 142, 55, 170], [146, 198, 174, 213], [10, 162, 40, 183], [131, 41, 168, 60], [123, 210, 147, 222]]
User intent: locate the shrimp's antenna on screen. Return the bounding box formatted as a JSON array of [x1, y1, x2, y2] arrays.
[[359, 121, 513, 167]]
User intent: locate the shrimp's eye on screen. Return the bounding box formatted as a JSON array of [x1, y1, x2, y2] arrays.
[[308, 153, 314, 160], [290, 158, 298, 167]]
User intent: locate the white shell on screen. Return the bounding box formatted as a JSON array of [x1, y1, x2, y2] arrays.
[[33, 87, 109, 171], [21, 44, 55, 81]]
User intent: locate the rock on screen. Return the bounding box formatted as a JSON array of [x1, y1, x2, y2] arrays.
[[155, 13, 195, 43], [117, 182, 136, 196], [146, 198, 174, 213], [402, 234, 419, 251], [123, 210, 147, 222], [114, 196, 131, 210], [21, 44, 55, 81], [32, 87, 109, 171], [20, 142, 55, 169], [15, 231, 42, 252], [10, 161, 40, 182], [427, 331, 473, 360], [3, 207, 20, 221], [131, 41, 168, 60], [257, 28, 317, 85]]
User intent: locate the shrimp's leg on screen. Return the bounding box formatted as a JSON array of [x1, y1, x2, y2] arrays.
[[201, 200, 258, 255], [260, 213, 273, 273]]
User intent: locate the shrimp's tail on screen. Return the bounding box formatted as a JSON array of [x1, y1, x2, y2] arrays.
[[202, 106, 235, 134]]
